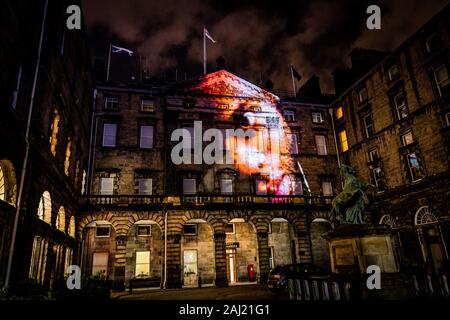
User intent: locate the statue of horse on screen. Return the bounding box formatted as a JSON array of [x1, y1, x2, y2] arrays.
[[332, 165, 372, 224]]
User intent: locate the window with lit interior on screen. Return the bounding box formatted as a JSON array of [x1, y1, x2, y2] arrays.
[[339, 130, 348, 152], [49, 109, 60, 156]]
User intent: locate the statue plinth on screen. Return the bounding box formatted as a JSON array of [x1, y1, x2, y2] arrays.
[[324, 224, 399, 274]]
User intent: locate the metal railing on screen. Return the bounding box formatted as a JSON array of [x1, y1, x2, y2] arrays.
[[80, 194, 334, 207]]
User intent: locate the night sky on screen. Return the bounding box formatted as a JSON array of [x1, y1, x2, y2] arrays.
[[81, 0, 449, 92]]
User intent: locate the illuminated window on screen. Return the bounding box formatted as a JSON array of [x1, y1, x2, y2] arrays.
[[287, 133, 299, 154], [100, 177, 114, 195], [81, 170, 87, 194], [49, 109, 60, 156], [339, 130, 349, 152], [312, 112, 324, 124], [135, 251, 150, 278], [393, 93, 407, 120], [0, 164, 5, 202], [407, 153, 425, 182], [315, 135, 327, 155], [388, 64, 399, 81], [322, 182, 333, 196], [358, 87, 368, 103], [56, 207, 65, 232], [141, 99, 155, 112], [335, 106, 344, 120], [69, 216, 76, 238], [220, 179, 233, 195], [64, 136, 72, 176], [92, 252, 108, 276], [37, 191, 52, 224], [138, 178, 153, 195], [183, 178, 196, 195], [255, 179, 267, 195], [140, 125, 154, 149], [283, 110, 295, 122], [29, 236, 48, 284], [401, 131, 414, 146], [102, 123, 117, 147], [433, 65, 450, 97]]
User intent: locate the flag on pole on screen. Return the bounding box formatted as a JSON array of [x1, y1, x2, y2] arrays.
[[204, 28, 216, 43], [111, 44, 134, 56], [291, 65, 302, 81]]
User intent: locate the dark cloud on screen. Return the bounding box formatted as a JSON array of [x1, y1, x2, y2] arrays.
[[81, 0, 449, 92]]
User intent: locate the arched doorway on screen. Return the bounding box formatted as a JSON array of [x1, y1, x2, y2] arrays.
[[268, 218, 298, 269], [310, 218, 332, 272], [226, 218, 258, 284], [415, 206, 448, 273], [125, 220, 163, 288], [181, 219, 215, 287]]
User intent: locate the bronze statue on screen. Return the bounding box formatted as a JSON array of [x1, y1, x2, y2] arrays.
[[332, 165, 371, 224]]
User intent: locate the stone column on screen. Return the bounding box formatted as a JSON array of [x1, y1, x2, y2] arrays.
[[112, 235, 127, 290], [166, 234, 182, 288], [257, 232, 270, 284], [214, 232, 228, 287]]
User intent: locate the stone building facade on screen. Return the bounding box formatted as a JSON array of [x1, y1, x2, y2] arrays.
[[332, 4, 450, 274], [0, 0, 93, 292], [79, 70, 339, 289]]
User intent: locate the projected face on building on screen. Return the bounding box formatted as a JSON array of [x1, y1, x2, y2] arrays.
[[189, 71, 295, 196]]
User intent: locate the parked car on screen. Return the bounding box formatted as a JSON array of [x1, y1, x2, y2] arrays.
[[267, 263, 328, 294]]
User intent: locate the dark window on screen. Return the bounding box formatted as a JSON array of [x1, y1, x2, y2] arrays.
[[387, 64, 399, 81], [368, 149, 379, 162], [225, 223, 235, 234], [95, 226, 110, 237], [358, 87, 368, 103], [425, 33, 440, 53], [362, 112, 374, 137], [137, 225, 151, 236], [312, 112, 324, 123], [183, 224, 197, 235], [393, 92, 408, 120], [283, 110, 295, 122], [433, 65, 450, 97], [372, 167, 385, 191], [104, 96, 119, 111]]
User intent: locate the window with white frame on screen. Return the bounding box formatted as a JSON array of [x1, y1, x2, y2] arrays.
[[287, 133, 299, 154], [138, 178, 153, 195], [388, 64, 399, 80], [283, 110, 295, 122], [362, 112, 374, 137], [407, 153, 425, 182], [269, 247, 274, 270], [368, 149, 379, 162], [445, 112, 450, 127], [433, 65, 450, 97], [393, 92, 408, 120], [322, 182, 333, 196], [135, 251, 151, 278], [255, 179, 267, 195], [104, 97, 119, 111], [100, 177, 114, 195], [358, 87, 368, 102], [225, 223, 235, 234], [315, 135, 327, 155], [141, 99, 155, 112], [102, 123, 117, 147], [401, 131, 414, 146], [372, 167, 385, 191], [312, 112, 324, 123], [183, 178, 196, 195], [92, 252, 108, 276], [140, 125, 154, 149], [220, 178, 233, 195]]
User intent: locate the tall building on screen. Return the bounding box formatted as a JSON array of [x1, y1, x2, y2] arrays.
[[0, 0, 93, 292], [332, 4, 450, 274], [79, 70, 339, 289]]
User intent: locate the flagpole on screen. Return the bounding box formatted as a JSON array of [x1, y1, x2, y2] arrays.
[[107, 43, 112, 81], [290, 65, 296, 97], [203, 27, 207, 75]]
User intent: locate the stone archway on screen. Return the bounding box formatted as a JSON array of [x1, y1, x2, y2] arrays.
[[310, 218, 332, 272], [268, 217, 298, 268]]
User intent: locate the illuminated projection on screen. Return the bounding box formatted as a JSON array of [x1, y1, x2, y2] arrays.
[[182, 70, 295, 196]]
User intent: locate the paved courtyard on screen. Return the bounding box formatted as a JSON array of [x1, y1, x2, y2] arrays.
[[113, 284, 284, 300]]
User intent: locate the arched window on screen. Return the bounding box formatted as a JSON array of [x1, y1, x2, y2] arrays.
[[56, 206, 66, 232], [0, 163, 5, 202], [379, 214, 397, 228], [69, 216, 76, 238], [49, 109, 60, 156], [64, 136, 72, 176], [37, 191, 52, 224], [415, 206, 438, 226]]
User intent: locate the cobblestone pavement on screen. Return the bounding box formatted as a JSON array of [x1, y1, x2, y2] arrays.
[[114, 284, 286, 300]]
